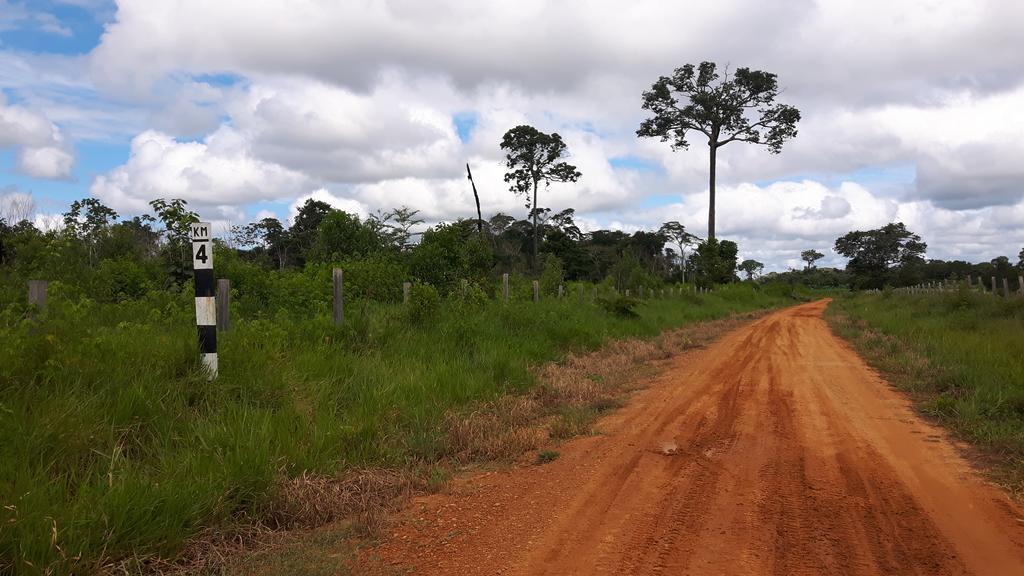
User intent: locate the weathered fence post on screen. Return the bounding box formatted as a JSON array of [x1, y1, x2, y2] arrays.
[[1003, 277, 1010, 298], [502, 273, 510, 302], [558, 284, 564, 299], [190, 222, 217, 379], [991, 276, 997, 295], [403, 281, 411, 304], [1019, 275, 1023, 296], [578, 285, 584, 302], [532, 280, 540, 302], [27, 280, 48, 313], [332, 268, 344, 326], [216, 279, 230, 331], [625, 289, 631, 297]]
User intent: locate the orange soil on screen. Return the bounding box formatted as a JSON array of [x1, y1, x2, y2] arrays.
[[361, 300, 1024, 575]]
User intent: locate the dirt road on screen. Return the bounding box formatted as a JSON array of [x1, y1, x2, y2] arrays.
[[364, 300, 1024, 575]]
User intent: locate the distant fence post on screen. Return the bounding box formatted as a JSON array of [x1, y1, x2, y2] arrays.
[[190, 222, 217, 380], [216, 279, 230, 331], [1019, 275, 1023, 296], [625, 289, 631, 297], [578, 285, 584, 302], [558, 284, 564, 299], [991, 276, 997, 295], [502, 273, 509, 302], [27, 280, 48, 314], [333, 268, 344, 325], [1003, 277, 1010, 298], [403, 281, 411, 304], [532, 280, 540, 302]]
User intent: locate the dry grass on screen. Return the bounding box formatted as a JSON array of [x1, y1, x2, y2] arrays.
[[442, 310, 765, 463], [109, 469, 417, 576]]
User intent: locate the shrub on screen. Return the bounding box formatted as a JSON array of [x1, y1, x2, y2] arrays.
[[596, 295, 640, 318], [404, 282, 441, 324]]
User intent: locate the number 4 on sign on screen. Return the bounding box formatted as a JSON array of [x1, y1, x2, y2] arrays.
[[195, 244, 208, 264]]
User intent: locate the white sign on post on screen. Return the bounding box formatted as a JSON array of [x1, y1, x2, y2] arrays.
[[191, 222, 213, 270]]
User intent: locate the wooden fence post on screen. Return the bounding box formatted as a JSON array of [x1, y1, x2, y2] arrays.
[[1003, 277, 1010, 298], [991, 276, 997, 295], [27, 280, 48, 313], [403, 281, 411, 304], [578, 285, 584, 302], [625, 289, 631, 297], [532, 280, 540, 302], [1019, 275, 1023, 296], [558, 284, 564, 299], [502, 273, 509, 302], [333, 268, 344, 325], [216, 279, 230, 331]]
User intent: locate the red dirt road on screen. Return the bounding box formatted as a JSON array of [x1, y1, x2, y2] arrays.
[[364, 300, 1024, 575]]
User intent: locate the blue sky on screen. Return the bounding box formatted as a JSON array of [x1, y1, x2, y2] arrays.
[[1, 1, 1023, 270]]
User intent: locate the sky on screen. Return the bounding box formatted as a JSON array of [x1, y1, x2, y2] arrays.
[[1, 0, 1023, 271]]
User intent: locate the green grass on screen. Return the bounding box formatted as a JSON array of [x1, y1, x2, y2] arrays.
[[827, 288, 1024, 487], [0, 282, 795, 574]]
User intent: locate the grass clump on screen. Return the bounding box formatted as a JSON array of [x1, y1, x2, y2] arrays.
[[535, 451, 560, 465]]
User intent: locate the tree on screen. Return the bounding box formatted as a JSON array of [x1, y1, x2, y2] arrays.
[[637, 62, 800, 239], [658, 221, 699, 281], [149, 198, 199, 283], [375, 206, 424, 251], [311, 211, 383, 262], [62, 198, 118, 265], [500, 125, 581, 268], [290, 199, 334, 264], [834, 222, 927, 289], [232, 217, 288, 269], [689, 238, 739, 286], [801, 249, 824, 270], [738, 259, 764, 280]]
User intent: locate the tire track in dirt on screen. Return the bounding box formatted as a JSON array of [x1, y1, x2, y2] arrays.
[[361, 300, 1024, 575]]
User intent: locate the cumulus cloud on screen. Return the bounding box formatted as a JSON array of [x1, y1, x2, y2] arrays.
[[90, 129, 313, 215], [0, 94, 74, 179]]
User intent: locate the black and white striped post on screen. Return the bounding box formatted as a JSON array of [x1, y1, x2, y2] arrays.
[[190, 222, 217, 379]]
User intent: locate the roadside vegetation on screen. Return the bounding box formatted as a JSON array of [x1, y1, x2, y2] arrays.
[[0, 267, 797, 573], [828, 288, 1024, 492]]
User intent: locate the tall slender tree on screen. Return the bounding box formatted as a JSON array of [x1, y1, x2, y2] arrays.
[[638, 62, 800, 239], [500, 125, 581, 268]]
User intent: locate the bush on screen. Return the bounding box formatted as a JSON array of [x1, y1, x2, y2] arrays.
[[596, 295, 640, 318], [403, 282, 441, 324], [93, 257, 152, 302]]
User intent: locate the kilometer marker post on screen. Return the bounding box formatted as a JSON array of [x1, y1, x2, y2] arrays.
[[191, 222, 218, 380]]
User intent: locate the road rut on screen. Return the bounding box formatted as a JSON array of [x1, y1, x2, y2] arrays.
[[364, 300, 1024, 575]]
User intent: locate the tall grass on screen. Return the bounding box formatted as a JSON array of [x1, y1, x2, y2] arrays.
[[1, 282, 795, 574], [828, 288, 1024, 484]]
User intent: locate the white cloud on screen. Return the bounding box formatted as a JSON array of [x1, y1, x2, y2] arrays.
[[0, 94, 74, 179], [17, 146, 74, 179], [90, 129, 313, 216]]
